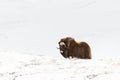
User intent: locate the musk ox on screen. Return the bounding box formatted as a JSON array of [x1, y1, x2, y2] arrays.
[[58, 37, 92, 59]]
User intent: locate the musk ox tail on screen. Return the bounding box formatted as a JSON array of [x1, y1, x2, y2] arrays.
[[79, 42, 92, 59]]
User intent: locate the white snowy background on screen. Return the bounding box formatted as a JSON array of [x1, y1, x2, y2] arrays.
[[0, 0, 120, 80]]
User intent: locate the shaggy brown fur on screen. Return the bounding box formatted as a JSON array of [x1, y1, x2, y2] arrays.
[[58, 37, 92, 59]]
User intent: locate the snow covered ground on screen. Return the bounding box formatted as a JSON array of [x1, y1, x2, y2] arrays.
[[0, 50, 120, 80]]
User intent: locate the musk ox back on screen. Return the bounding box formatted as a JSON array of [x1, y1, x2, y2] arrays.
[[58, 37, 92, 59]]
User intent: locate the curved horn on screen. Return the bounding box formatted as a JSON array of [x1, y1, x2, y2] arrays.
[[59, 42, 66, 47]]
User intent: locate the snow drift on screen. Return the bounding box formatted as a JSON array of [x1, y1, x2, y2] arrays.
[[0, 50, 120, 80]]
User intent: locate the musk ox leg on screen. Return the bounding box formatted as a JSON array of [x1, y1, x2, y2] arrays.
[[68, 56, 73, 59]]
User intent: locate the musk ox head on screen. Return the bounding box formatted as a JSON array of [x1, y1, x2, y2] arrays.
[[58, 37, 77, 58], [58, 37, 92, 59], [58, 37, 73, 50]]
